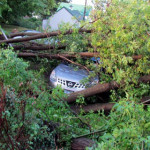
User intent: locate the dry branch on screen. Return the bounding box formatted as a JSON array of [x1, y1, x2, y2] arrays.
[[71, 103, 115, 113], [58, 54, 90, 72], [0, 29, 92, 44]]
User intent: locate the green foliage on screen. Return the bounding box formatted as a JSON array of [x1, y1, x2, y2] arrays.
[[0, 49, 90, 149], [16, 17, 42, 29], [90, 0, 150, 101], [0, 0, 10, 18], [0, 49, 30, 90], [94, 101, 150, 150], [0, 0, 71, 24]]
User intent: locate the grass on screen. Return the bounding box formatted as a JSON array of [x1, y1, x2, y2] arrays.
[[1, 24, 29, 34]]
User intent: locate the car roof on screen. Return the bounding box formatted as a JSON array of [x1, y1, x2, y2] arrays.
[[21, 30, 41, 33]]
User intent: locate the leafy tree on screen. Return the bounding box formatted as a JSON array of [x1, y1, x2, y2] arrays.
[[90, 0, 150, 101], [0, 0, 10, 17], [0, 0, 71, 24], [39, 0, 71, 19]]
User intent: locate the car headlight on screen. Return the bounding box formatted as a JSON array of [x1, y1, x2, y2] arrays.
[[50, 70, 57, 81]]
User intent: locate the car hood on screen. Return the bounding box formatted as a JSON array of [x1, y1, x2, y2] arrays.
[[55, 63, 89, 82]]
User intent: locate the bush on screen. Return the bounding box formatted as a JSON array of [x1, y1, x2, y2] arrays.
[[0, 48, 90, 149], [94, 101, 150, 150]]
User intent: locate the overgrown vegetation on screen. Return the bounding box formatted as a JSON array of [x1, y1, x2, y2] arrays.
[[16, 18, 42, 30], [0, 49, 91, 149], [0, 0, 150, 149]]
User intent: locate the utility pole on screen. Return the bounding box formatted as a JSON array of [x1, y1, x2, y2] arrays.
[[83, 0, 87, 21]]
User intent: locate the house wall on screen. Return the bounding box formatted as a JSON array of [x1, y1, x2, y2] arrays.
[[42, 8, 80, 31]]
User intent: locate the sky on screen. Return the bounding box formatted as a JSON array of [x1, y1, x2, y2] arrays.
[[70, 0, 94, 6]]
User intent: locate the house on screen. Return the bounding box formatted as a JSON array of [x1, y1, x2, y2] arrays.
[[58, 2, 91, 17], [42, 3, 92, 31]]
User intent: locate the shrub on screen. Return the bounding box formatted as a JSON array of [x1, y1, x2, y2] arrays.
[[94, 101, 150, 150], [0, 48, 90, 149]]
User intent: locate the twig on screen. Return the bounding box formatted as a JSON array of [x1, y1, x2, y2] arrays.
[[58, 54, 90, 72], [141, 99, 150, 104], [72, 128, 105, 139]]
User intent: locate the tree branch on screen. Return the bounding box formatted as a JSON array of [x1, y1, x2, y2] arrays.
[[1, 29, 92, 44]]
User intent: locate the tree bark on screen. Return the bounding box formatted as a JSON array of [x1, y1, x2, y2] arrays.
[[17, 52, 99, 59], [66, 75, 150, 103], [66, 81, 119, 103], [13, 43, 66, 51], [17, 52, 143, 61], [0, 29, 92, 44], [71, 138, 95, 150]]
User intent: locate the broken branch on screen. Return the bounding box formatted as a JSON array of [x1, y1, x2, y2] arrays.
[[0, 29, 92, 44]]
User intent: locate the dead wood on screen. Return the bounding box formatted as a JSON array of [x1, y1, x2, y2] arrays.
[[17, 51, 144, 61], [58, 54, 90, 72], [17, 52, 99, 59], [71, 96, 150, 113], [66, 81, 119, 103], [13, 43, 66, 51], [71, 103, 115, 113], [13, 42, 93, 51], [0, 29, 92, 44], [66, 75, 150, 103], [71, 138, 95, 150]]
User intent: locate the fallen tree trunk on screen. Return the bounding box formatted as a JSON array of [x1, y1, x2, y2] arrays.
[[9, 32, 41, 38], [71, 96, 150, 114], [13, 44, 66, 51], [17, 52, 99, 59], [71, 103, 115, 113], [17, 52, 143, 61], [66, 75, 150, 103], [13, 42, 93, 51], [0, 29, 92, 44], [12, 43, 143, 61], [66, 81, 119, 103]]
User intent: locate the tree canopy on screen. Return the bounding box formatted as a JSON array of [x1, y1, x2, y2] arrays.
[[0, 0, 70, 23]]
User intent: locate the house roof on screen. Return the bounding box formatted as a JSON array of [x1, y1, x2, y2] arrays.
[[58, 2, 92, 16], [64, 7, 83, 21]]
